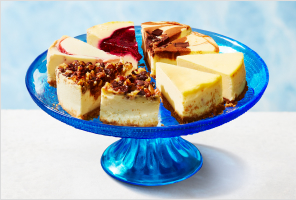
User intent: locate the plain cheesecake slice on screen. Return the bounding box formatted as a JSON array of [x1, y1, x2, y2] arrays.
[[55, 60, 133, 120], [141, 21, 192, 77], [100, 68, 160, 127], [47, 35, 120, 86], [177, 53, 247, 101], [156, 62, 224, 124], [151, 32, 219, 77], [87, 21, 142, 69]]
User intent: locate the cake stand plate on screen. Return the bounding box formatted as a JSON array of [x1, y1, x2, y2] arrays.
[[25, 26, 269, 186]]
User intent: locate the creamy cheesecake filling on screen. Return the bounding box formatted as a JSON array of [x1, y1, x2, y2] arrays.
[[100, 68, 160, 127], [57, 73, 101, 119], [100, 89, 159, 127], [177, 53, 246, 101], [55, 60, 133, 120], [156, 63, 224, 124]]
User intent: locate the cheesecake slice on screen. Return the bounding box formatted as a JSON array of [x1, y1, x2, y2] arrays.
[[56, 60, 133, 120], [100, 68, 160, 127], [156, 63, 224, 124], [177, 53, 247, 101], [151, 32, 219, 76], [141, 21, 192, 77], [47, 35, 120, 86], [87, 21, 142, 69]]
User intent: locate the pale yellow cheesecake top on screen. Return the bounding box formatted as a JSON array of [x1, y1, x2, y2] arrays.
[[156, 63, 222, 97], [177, 52, 246, 101], [177, 53, 244, 76]]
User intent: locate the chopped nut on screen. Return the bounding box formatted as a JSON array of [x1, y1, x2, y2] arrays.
[[89, 64, 95, 70], [148, 84, 154, 95], [78, 66, 83, 71], [124, 79, 131, 86], [77, 79, 84, 86], [105, 63, 114, 69], [90, 70, 95, 78], [59, 60, 142, 97], [97, 72, 105, 79], [144, 88, 151, 97]]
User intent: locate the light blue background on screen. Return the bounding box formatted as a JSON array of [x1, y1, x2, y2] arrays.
[[1, 1, 296, 111]]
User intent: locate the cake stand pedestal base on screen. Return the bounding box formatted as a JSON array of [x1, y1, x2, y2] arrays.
[[101, 136, 203, 186]]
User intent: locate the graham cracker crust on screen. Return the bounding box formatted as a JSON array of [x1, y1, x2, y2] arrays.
[[59, 101, 100, 120], [160, 93, 225, 124], [48, 80, 57, 87], [100, 118, 158, 127], [80, 106, 101, 120], [224, 82, 249, 107]]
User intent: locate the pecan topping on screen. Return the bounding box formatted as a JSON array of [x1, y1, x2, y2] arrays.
[[56, 60, 133, 98], [105, 68, 158, 98]]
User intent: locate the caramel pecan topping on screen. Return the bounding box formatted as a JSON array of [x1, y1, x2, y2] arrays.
[[57, 60, 132, 97], [105, 68, 157, 98]]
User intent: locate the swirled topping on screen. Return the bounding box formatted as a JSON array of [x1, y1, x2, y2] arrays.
[[99, 26, 142, 61]]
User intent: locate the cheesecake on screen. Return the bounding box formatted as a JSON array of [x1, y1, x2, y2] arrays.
[[47, 35, 120, 86], [100, 68, 160, 127], [55, 60, 133, 120], [87, 21, 142, 69], [141, 21, 192, 77], [150, 32, 219, 76], [177, 53, 247, 101], [156, 62, 224, 124]]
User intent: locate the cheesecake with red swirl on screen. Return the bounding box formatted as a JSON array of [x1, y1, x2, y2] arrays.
[[47, 35, 120, 86], [87, 21, 142, 69]]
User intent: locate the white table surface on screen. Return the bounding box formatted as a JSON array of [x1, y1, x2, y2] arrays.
[[1, 110, 296, 199]]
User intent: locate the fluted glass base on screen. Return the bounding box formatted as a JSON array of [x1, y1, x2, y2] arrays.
[[101, 137, 203, 186]]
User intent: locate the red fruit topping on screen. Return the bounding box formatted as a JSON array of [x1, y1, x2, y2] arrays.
[[99, 26, 142, 61], [58, 38, 74, 55]]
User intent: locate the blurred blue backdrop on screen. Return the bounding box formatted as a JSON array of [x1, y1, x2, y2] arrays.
[[1, 1, 296, 111]]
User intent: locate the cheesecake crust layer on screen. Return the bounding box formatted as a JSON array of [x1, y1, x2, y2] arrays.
[[100, 117, 158, 127], [59, 101, 101, 120], [160, 82, 249, 123], [48, 80, 57, 87], [160, 93, 225, 124], [224, 82, 249, 107]]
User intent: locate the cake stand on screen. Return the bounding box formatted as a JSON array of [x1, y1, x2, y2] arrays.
[[25, 26, 269, 186]]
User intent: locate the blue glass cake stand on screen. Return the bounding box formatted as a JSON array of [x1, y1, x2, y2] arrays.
[[25, 26, 269, 186]]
